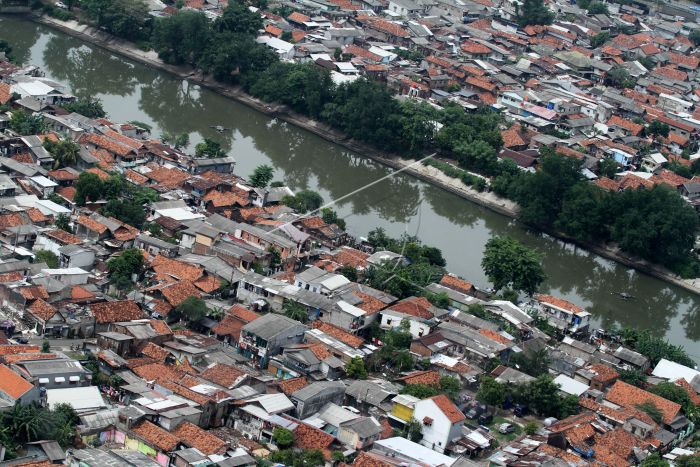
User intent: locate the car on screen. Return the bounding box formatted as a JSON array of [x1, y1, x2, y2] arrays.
[[15, 337, 28, 344], [478, 413, 493, 425], [513, 404, 528, 417], [498, 423, 515, 434], [55, 1, 67, 8]]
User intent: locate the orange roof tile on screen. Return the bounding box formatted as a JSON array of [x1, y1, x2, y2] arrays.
[[535, 294, 585, 316], [194, 274, 221, 293], [461, 40, 491, 55], [151, 255, 204, 282], [85, 167, 110, 181], [131, 420, 179, 452], [56, 186, 76, 203], [0, 83, 10, 105], [172, 421, 227, 455], [397, 370, 441, 386], [18, 285, 49, 300], [430, 394, 465, 423], [439, 274, 474, 294], [292, 420, 335, 451], [288, 11, 310, 23], [77, 215, 108, 234], [0, 364, 33, 400], [0, 272, 23, 283], [606, 380, 681, 424], [0, 345, 40, 356], [353, 291, 386, 315], [27, 299, 56, 322], [200, 363, 245, 388], [387, 296, 435, 319], [91, 300, 144, 324], [278, 376, 309, 395], [479, 328, 511, 345], [607, 115, 643, 136], [311, 320, 364, 348], [141, 342, 170, 362], [160, 280, 201, 307]]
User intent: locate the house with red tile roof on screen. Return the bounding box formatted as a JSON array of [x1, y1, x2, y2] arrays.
[[381, 296, 446, 338], [0, 364, 39, 404], [90, 300, 145, 334], [605, 380, 682, 426], [412, 394, 465, 453], [534, 294, 591, 333]]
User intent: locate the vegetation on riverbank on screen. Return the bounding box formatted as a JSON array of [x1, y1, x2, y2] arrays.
[[23, 0, 700, 278]]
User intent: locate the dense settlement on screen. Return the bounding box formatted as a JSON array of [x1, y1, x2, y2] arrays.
[[1, 0, 700, 465]]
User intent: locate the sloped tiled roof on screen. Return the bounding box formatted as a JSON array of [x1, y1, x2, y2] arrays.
[[160, 280, 201, 307], [130, 420, 179, 452], [278, 376, 309, 395], [27, 299, 56, 322], [397, 370, 441, 386], [430, 394, 465, 423], [439, 274, 474, 294], [200, 363, 245, 388], [91, 300, 144, 324], [605, 380, 681, 424], [172, 421, 227, 455], [141, 342, 170, 362], [0, 364, 34, 399], [311, 320, 364, 348]]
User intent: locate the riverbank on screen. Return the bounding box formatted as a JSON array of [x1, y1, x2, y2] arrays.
[[23, 14, 700, 297]]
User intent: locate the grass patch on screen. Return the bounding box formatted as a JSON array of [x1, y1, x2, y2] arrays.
[[488, 416, 523, 442]]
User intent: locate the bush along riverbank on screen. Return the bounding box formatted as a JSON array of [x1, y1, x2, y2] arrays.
[[27, 11, 700, 296]]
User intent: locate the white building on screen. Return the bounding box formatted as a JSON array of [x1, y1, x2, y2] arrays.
[[412, 395, 465, 454]]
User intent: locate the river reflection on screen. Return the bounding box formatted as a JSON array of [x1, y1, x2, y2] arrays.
[[1, 15, 699, 358]]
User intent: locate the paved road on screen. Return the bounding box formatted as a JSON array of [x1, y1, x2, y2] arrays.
[[24, 337, 86, 351]]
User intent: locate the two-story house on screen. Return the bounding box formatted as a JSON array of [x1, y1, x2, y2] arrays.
[[238, 313, 308, 368], [412, 395, 466, 454]]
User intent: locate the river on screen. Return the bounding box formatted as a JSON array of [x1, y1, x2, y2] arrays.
[[2, 16, 699, 360]]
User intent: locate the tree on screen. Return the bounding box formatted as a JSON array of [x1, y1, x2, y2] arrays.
[[439, 376, 462, 400], [649, 382, 694, 416], [640, 454, 670, 467], [107, 248, 144, 288], [249, 164, 274, 188], [605, 65, 634, 88], [516, 148, 584, 225], [43, 138, 79, 169], [174, 133, 190, 149], [74, 172, 103, 205], [80, 0, 152, 42], [524, 421, 539, 435], [676, 456, 700, 467], [101, 199, 146, 228], [619, 368, 646, 387], [62, 97, 106, 118], [55, 214, 72, 233], [516, 0, 555, 26], [510, 347, 550, 377], [272, 427, 294, 449], [690, 30, 700, 47], [9, 110, 45, 135], [648, 120, 670, 138], [41, 340, 50, 353], [477, 376, 505, 407], [346, 357, 368, 379], [321, 207, 346, 230], [482, 237, 546, 296], [402, 384, 440, 399], [599, 157, 619, 178], [590, 31, 610, 48], [636, 401, 663, 424], [175, 296, 208, 322], [35, 250, 59, 268], [282, 299, 308, 323], [558, 395, 581, 418], [586, 1, 608, 14], [282, 190, 324, 213], [0, 39, 12, 61], [153, 10, 211, 65], [337, 265, 357, 282], [521, 375, 564, 417], [195, 138, 225, 158]]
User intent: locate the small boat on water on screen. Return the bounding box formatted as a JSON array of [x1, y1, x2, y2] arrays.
[[611, 292, 635, 300], [210, 125, 229, 133]]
